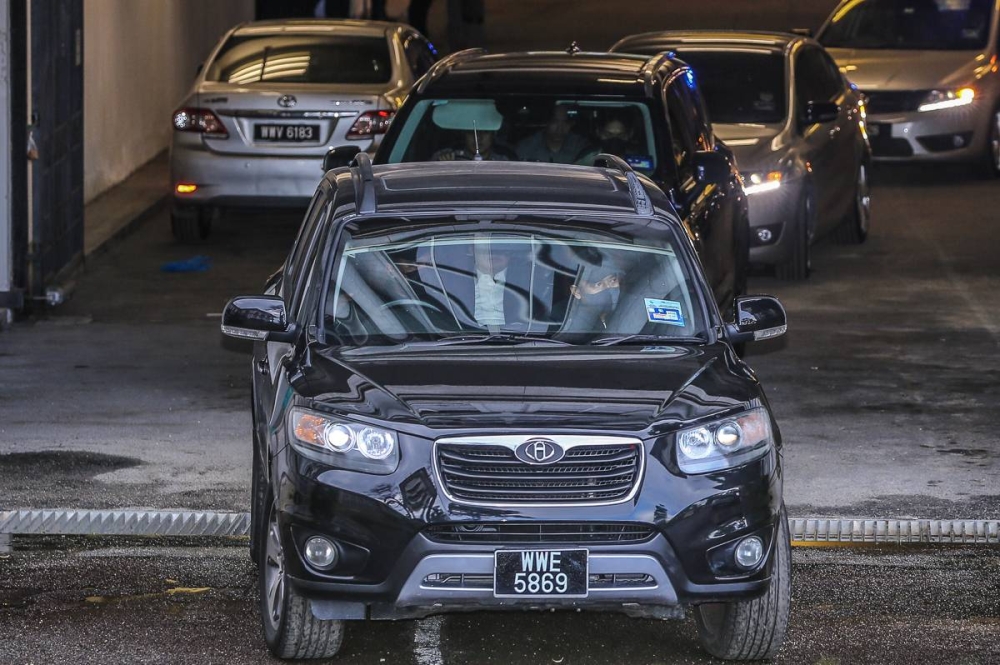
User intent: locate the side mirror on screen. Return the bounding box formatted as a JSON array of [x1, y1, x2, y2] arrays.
[[802, 100, 840, 127], [221, 295, 298, 343], [694, 151, 730, 183], [323, 145, 362, 172], [725, 295, 787, 344]]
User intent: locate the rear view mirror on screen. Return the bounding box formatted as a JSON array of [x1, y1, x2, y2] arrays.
[[694, 151, 730, 183], [323, 145, 362, 172], [726, 296, 787, 344], [802, 101, 840, 126], [221, 295, 297, 342]]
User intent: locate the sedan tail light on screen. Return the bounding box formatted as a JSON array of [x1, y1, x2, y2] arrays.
[[345, 110, 394, 140], [172, 108, 229, 138]]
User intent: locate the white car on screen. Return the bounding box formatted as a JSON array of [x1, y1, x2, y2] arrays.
[[169, 19, 437, 242], [818, 0, 1000, 175]]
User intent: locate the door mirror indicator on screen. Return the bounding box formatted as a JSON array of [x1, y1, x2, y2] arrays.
[[725, 295, 787, 344], [221, 295, 298, 343], [802, 100, 840, 126], [323, 145, 362, 172], [693, 150, 730, 183]]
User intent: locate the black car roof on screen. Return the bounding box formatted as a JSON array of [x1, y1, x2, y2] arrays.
[[324, 159, 673, 219], [611, 30, 801, 55], [417, 50, 687, 98]]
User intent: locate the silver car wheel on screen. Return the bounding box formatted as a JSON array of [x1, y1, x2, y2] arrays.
[[263, 515, 286, 630], [857, 163, 871, 235]]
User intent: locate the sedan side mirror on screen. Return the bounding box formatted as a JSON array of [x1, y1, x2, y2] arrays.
[[802, 100, 840, 126], [323, 145, 362, 172], [725, 295, 787, 344], [694, 150, 730, 183], [221, 295, 298, 343]]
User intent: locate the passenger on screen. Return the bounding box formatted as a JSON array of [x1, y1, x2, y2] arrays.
[[516, 105, 593, 164], [569, 264, 622, 330], [594, 113, 640, 156], [432, 130, 511, 161]]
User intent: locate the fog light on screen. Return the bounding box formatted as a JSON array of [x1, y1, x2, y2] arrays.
[[735, 536, 764, 569], [756, 228, 773, 243], [304, 536, 338, 569], [953, 134, 966, 148]]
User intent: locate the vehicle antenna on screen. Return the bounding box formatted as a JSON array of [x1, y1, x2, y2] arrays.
[[472, 120, 483, 161]]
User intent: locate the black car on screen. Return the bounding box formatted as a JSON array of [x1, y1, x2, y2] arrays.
[[223, 155, 791, 661], [326, 48, 750, 319], [611, 31, 872, 281]]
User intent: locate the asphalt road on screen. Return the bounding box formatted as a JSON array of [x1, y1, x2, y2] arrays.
[[2, 538, 998, 665]]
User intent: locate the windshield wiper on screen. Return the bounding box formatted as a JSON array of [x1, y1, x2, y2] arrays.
[[429, 333, 573, 346], [589, 334, 705, 346]]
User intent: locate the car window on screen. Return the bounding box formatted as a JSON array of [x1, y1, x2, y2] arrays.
[[819, 0, 993, 51], [322, 219, 708, 347], [206, 34, 392, 84], [403, 33, 436, 77], [664, 82, 699, 185], [284, 188, 332, 310], [795, 48, 841, 105], [670, 49, 787, 125], [382, 96, 660, 175]]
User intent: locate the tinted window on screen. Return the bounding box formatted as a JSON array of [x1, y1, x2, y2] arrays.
[[664, 80, 700, 184], [403, 34, 436, 77], [819, 0, 993, 50], [384, 97, 660, 175], [323, 220, 708, 347], [796, 48, 843, 103], [207, 35, 392, 84], [672, 50, 787, 124]]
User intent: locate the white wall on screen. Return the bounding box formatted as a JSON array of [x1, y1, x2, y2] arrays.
[[83, 0, 255, 203]]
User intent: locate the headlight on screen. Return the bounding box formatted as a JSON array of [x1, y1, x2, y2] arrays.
[[676, 407, 773, 474], [742, 171, 782, 195], [917, 87, 975, 112], [289, 408, 399, 474]]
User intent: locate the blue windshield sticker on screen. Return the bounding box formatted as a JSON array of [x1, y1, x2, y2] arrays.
[[645, 298, 685, 327]]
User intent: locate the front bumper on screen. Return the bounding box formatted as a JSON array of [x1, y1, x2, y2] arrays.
[[865, 104, 989, 162], [272, 437, 783, 621], [746, 179, 803, 266]]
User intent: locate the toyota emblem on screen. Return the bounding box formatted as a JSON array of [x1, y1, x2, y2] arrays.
[[277, 94, 297, 108], [514, 438, 565, 465]]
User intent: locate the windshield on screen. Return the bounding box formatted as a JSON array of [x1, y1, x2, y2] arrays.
[[322, 219, 708, 348], [206, 34, 392, 84], [819, 0, 994, 50], [671, 50, 787, 124], [382, 97, 660, 176]]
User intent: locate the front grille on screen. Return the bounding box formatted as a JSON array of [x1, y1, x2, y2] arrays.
[[862, 90, 928, 114], [435, 440, 642, 505], [421, 572, 656, 590], [425, 522, 656, 544]]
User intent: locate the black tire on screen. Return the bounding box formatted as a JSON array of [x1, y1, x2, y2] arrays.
[[170, 206, 213, 243], [694, 507, 792, 661], [775, 193, 812, 281], [984, 106, 1000, 178], [834, 161, 870, 244], [258, 500, 345, 660]]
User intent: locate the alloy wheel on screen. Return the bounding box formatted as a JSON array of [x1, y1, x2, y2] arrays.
[[263, 515, 286, 630], [856, 163, 871, 235]]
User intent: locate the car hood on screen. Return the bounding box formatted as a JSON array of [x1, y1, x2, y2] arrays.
[[291, 343, 757, 434], [716, 124, 785, 173], [826, 48, 984, 90]]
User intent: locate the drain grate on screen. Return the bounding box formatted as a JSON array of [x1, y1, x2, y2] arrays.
[[790, 518, 1000, 545], [0, 509, 250, 538], [1, 511, 997, 546]]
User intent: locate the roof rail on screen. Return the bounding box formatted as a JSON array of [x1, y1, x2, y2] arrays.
[[593, 153, 653, 216], [351, 152, 377, 214], [416, 48, 487, 94], [639, 50, 675, 97]]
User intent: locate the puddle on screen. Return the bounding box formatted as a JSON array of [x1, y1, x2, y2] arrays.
[[0, 451, 142, 480]]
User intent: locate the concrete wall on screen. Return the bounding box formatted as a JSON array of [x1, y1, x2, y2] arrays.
[[83, 0, 255, 203]]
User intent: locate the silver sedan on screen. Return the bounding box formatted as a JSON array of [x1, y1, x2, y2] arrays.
[[818, 0, 1000, 174], [169, 19, 437, 242], [611, 31, 871, 281]]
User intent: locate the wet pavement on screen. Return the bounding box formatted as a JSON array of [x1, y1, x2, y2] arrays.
[[1, 538, 998, 664]]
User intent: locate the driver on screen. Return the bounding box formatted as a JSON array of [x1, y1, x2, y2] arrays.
[[432, 130, 510, 161]]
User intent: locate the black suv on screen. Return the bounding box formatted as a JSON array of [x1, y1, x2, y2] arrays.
[[328, 49, 750, 318], [223, 155, 790, 661]]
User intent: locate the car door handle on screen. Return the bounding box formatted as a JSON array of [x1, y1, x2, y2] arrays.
[[256, 358, 269, 376]]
